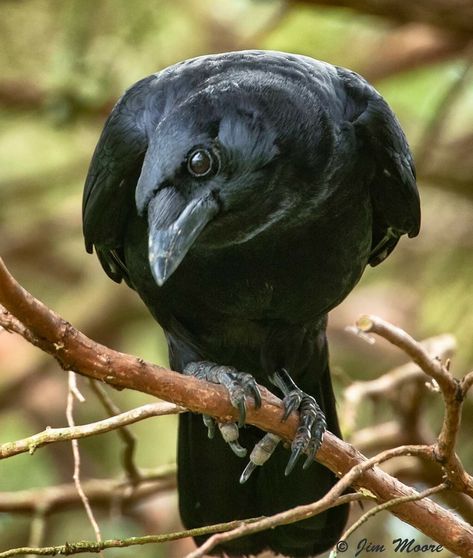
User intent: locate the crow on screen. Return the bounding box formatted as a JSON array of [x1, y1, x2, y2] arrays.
[[82, 50, 420, 557]]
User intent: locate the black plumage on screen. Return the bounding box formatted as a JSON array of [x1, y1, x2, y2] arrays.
[[83, 50, 420, 557]]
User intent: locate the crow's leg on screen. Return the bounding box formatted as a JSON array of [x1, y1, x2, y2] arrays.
[[240, 368, 326, 482], [183, 361, 262, 458], [272, 368, 326, 475]]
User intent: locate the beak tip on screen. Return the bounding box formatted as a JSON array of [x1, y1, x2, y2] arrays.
[[150, 257, 169, 287]]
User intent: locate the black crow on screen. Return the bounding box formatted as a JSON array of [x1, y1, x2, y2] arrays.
[[83, 50, 420, 557]]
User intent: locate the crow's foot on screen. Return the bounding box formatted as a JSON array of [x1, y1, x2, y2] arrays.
[[273, 368, 326, 475], [240, 368, 326, 483], [184, 361, 262, 458]]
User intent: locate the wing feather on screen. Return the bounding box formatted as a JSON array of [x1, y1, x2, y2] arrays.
[[82, 75, 160, 282], [337, 67, 421, 266]]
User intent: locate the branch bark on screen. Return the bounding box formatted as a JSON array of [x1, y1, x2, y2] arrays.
[[1, 258, 473, 556]]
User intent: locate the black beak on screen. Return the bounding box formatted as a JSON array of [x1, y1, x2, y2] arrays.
[[146, 187, 219, 286]]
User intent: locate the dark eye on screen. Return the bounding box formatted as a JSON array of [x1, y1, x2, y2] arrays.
[[187, 148, 219, 178]]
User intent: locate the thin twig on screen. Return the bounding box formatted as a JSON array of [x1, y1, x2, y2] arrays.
[[0, 401, 183, 460], [338, 482, 449, 547], [357, 314, 473, 498], [342, 333, 455, 434], [462, 371, 473, 396], [89, 380, 141, 482], [186, 494, 367, 558], [66, 372, 103, 551], [0, 518, 264, 558], [0, 466, 176, 514], [27, 510, 47, 553]]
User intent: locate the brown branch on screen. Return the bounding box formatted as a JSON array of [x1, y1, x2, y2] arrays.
[[0, 401, 182, 460], [1, 259, 473, 556], [342, 333, 456, 434], [0, 517, 263, 558], [339, 482, 449, 545], [66, 372, 103, 550], [462, 371, 473, 396], [357, 315, 473, 498], [0, 467, 176, 514], [185, 494, 366, 558]]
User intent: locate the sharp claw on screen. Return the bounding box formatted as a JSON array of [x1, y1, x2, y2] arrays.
[[239, 461, 257, 484], [229, 441, 247, 458], [237, 398, 246, 427], [303, 452, 315, 470], [282, 399, 297, 421], [282, 406, 292, 422], [252, 384, 262, 409], [285, 446, 302, 476]]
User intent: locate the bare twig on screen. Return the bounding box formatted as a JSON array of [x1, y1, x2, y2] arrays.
[[185, 494, 366, 558], [0, 518, 264, 558], [28, 511, 47, 550], [462, 371, 473, 396], [338, 482, 449, 546], [66, 372, 103, 550], [342, 333, 456, 434], [0, 401, 183, 460], [357, 315, 473, 498], [89, 380, 141, 482], [0, 466, 176, 514]]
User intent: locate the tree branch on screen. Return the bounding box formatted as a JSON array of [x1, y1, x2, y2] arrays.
[[0, 467, 176, 515], [0, 401, 183, 460], [357, 315, 473, 498], [1, 258, 473, 556], [0, 518, 263, 558]]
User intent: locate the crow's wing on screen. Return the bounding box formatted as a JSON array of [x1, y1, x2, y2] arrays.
[[82, 75, 161, 282], [337, 67, 421, 266]]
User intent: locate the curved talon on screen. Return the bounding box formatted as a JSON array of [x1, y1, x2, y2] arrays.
[[282, 391, 302, 421], [285, 446, 302, 476], [236, 398, 246, 427], [218, 423, 247, 458], [251, 384, 262, 409], [240, 433, 281, 483], [240, 461, 257, 484], [229, 441, 247, 458], [278, 382, 327, 474], [303, 444, 318, 469]]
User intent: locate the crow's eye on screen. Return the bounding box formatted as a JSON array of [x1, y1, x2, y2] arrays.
[[187, 148, 219, 178]]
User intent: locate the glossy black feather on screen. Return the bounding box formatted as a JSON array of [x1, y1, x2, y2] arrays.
[[83, 50, 420, 557]]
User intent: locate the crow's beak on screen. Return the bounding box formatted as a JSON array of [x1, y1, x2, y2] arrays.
[[146, 187, 219, 286]]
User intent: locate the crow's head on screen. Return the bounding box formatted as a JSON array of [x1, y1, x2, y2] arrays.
[[135, 89, 286, 286]]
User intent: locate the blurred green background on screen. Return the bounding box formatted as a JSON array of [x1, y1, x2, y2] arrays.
[[1, 1, 472, 556]]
